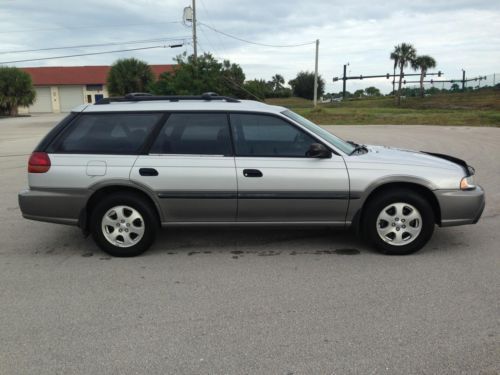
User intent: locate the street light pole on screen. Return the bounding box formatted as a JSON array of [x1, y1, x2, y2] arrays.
[[342, 64, 347, 99], [313, 39, 319, 106], [192, 0, 197, 62]]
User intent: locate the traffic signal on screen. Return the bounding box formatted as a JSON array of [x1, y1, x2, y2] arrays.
[[438, 71, 442, 77], [386, 73, 390, 79]]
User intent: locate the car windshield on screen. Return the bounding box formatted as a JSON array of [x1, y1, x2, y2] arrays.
[[281, 110, 356, 155]]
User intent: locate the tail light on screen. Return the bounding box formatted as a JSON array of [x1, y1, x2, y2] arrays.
[[28, 152, 51, 173]]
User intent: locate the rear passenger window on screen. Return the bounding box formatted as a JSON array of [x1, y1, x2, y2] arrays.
[[52, 113, 161, 154], [150, 113, 232, 156]]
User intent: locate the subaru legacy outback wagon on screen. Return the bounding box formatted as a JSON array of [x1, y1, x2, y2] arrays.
[[19, 93, 485, 257]]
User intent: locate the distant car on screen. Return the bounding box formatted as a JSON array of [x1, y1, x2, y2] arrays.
[[19, 93, 485, 257]]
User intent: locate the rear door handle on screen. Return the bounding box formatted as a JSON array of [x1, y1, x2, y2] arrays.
[[243, 169, 263, 177], [139, 168, 159, 176]]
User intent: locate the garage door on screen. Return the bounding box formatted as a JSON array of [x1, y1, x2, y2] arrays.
[[30, 87, 52, 113], [59, 86, 84, 112]]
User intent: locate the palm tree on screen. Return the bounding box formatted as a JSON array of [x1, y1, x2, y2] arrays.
[[107, 58, 155, 96], [411, 55, 437, 98], [390, 47, 400, 95], [271, 74, 285, 91], [391, 43, 417, 105]]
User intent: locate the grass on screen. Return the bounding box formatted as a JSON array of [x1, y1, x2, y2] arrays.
[[266, 89, 500, 126]]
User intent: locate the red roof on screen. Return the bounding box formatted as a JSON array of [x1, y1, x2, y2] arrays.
[[21, 65, 175, 86]]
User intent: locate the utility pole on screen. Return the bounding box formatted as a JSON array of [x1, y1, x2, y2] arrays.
[[462, 69, 466, 91], [342, 64, 347, 99], [192, 0, 197, 62], [313, 39, 319, 106]]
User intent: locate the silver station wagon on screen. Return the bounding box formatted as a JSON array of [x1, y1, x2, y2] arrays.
[[19, 93, 485, 257]]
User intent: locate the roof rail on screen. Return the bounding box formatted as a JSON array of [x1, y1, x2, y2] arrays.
[[95, 92, 240, 104]]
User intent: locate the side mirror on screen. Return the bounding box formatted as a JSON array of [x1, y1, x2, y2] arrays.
[[306, 143, 332, 158]]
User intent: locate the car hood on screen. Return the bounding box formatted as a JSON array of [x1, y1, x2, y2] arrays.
[[358, 145, 468, 174]]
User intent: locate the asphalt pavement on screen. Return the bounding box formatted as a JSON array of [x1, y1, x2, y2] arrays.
[[0, 114, 498, 374]]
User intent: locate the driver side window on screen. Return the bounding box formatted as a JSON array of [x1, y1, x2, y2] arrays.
[[229, 113, 316, 157]]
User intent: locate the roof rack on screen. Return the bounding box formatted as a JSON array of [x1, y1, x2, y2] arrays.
[[95, 92, 240, 104]]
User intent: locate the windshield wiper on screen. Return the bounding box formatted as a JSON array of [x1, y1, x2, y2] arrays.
[[348, 141, 368, 155]]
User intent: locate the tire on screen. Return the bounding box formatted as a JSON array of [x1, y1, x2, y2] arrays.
[[362, 189, 435, 255], [90, 193, 159, 257]]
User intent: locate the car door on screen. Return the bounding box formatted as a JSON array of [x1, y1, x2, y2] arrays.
[[130, 112, 237, 222], [230, 113, 349, 223]]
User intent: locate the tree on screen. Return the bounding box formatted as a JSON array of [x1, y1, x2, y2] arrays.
[[243, 79, 271, 100], [450, 83, 460, 91], [221, 59, 246, 97], [270, 74, 285, 91], [364, 86, 381, 96], [0, 67, 36, 116], [353, 89, 365, 98], [152, 52, 246, 98], [390, 43, 417, 105], [425, 87, 441, 95], [390, 48, 399, 95], [107, 58, 155, 96], [411, 55, 437, 97], [263, 74, 292, 98], [288, 71, 325, 100]]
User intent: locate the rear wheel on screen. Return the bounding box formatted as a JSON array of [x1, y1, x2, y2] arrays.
[[90, 193, 158, 257], [362, 189, 435, 255]]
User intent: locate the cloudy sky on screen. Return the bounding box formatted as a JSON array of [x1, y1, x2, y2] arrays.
[[1, 0, 499, 93]]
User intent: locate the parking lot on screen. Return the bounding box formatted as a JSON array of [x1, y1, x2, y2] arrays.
[[0, 114, 499, 374]]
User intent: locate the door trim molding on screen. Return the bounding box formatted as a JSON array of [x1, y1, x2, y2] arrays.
[[157, 190, 357, 200]]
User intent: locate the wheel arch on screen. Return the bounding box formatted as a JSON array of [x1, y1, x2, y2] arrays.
[[79, 181, 163, 233], [351, 180, 442, 233]]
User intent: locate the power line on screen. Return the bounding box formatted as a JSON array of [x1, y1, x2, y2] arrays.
[[199, 22, 316, 48], [0, 44, 185, 64], [0, 36, 191, 54], [198, 0, 229, 53], [0, 21, 183, 34], [196, 42, 263, 101]]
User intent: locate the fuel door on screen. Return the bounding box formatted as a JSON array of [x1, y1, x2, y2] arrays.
[[86, 160, 107, 176]]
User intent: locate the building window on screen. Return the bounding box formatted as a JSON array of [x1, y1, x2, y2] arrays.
[[86, 84, 103, 91], [87, 95, 92, 103]]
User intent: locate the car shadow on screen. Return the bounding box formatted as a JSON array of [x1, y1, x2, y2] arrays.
[[147, 226, 369, 257], [25, 222, 472, 260]]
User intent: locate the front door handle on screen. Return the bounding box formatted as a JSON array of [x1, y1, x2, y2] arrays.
[[139, 168, 159, 176], [243, 169, 263, 177]]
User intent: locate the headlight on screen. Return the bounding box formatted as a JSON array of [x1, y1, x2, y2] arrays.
[[460, 175, 476, 190]]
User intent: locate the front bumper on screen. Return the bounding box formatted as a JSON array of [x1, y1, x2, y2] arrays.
[[18, 188, 87, 226], [435, 186, 485, 227]]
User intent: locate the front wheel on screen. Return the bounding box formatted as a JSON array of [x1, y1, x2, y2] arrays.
[[362, 190, 435, 255], [90, 193, 158, 257]]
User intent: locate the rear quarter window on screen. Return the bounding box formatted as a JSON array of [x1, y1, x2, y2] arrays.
[[48, 113, 162, 154]]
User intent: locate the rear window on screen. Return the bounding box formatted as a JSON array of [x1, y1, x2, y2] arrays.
[[49, 113, 162, 154]]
